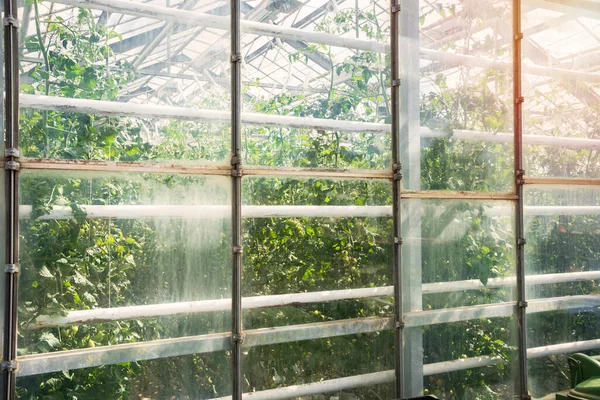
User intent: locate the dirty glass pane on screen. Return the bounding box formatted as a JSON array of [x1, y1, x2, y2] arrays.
[[16, 351, 232, 399], [413, 0, 514, 192], [521, 1, 600, 179], [525, 185, 600, 398], [243, 332, 394, 397], [18, 170, 231, 354], [19, 1, 231, 163], [242, 177, 392, 330], [241, 0, 391, 170]]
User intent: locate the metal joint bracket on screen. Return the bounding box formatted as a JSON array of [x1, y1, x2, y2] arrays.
[[5, 161, 20, 171], [515, 96, 525, 105], [514, 33, 524, 41], [394, 237, 404, 245], [231, 155, 242, 166], [231, 53, 242, 63], [4, 264, 19, 274], [3, 16, 19, 28], [391, 5, 400, 13], [395, 321, 405, 330], [518, 301, 528, 308], [233, 245, 243, 255], [518, 238, 527, 246], [392, 163, 402, 181], [392, 79, 401, 87], [4, 147, 20, 158], [515, 169, 525, 185], [1, 360, 17, 372], [232, 333, 244, 343], [231, 168, 243, 178]]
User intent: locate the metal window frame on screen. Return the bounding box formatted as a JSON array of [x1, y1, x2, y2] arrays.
[[4, 0, 600, 398]]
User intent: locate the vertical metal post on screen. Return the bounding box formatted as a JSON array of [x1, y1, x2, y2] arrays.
[[513, 0, 529, 398], [230, 0, 243, 396], [398, 0, 423, 397], [390, 0, 404, 398], [2, 0, 20, 395]]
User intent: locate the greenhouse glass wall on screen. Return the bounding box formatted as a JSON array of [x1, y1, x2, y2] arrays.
[[0, 0, 599, 398]]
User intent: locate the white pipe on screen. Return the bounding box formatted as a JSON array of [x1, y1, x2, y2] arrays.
[[32, 282, 600, 329], [210, 336, 600, 400], [43, 0, 600, 83], [212, 371, 396, 400], [21, 94, 600, 149], [31, 286, 394, 329], [20, 94, 389, 135], [17, 205, 600, 220], [18, 205, 393, 220]]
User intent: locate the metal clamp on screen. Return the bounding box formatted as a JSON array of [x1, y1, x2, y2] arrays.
[[518, 301, 528, 308], [392, 163, 403, 181], [395, 321, 405, 330], [515, 96, 525, 104], [515, 168, 525, 186], [4, 264, 19, 274], [514, 33, 524, 41], [230, 155, 243, 166], [3, 16, 18, 28], [391, 5, 401, 13], [4, 147, 19, 158], [233, 245, 243, 255], [231, 53, 242, 63], [231, 168, 243, 178], [1, 360, 17, 372], [394, 237, 404, 245], [232, 333, 244, 343], [517, 238, 527, 246], [5, 161, 20, 171], [392, 79, 402, 87]]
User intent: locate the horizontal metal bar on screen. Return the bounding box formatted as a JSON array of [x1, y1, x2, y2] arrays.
[[18, 316, 391, 376], [18, 304, 600, 380], [20, 159, 232, 176], [20, 160, 393, 180], [524, 177, 600, 186]]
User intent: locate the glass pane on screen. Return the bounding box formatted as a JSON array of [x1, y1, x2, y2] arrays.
[[17, 351, 232, 399], [241, 0, 391, 169], [243, 332, 394, 396], [242, 177, 392, 329], [525, 185, 600, 397], [421, 317, 519, 399], [414, 0, 514, 192], [521, 2, 600, 179], [18, 170, 231, 354], [404, 199, 516, 309], [19, 1, 231, 163]]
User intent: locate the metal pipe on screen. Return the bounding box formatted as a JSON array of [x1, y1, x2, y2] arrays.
[[389, 0, 404, 397], [20, 94, 600, 150], [513, 0, 529, 398], [2, 0, 20, 394], [27, 274, 600, 329], [16, 312, 600, 380], [231, 0, 242, 396]]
